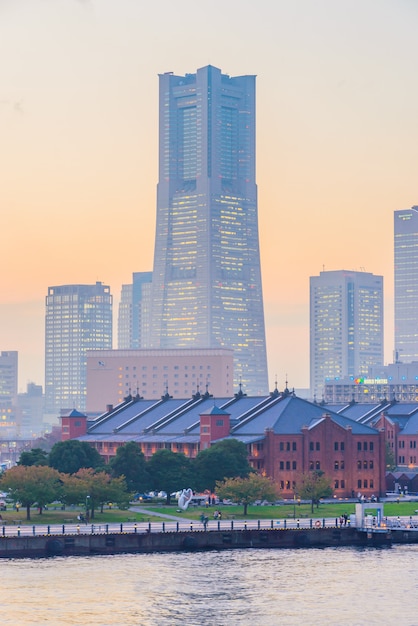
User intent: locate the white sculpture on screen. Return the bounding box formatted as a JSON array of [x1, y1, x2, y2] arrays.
[[178, 488, 193, 510]]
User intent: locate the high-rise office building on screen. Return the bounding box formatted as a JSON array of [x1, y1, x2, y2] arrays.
[[0, 351, 18, 436], [310, 270, 384, 399], [394, 207, 418, 362], [45, 282, 112, 414], [118, 272, 152, 349], [149, 65, 268, 395], [0, 350, 18, 405]]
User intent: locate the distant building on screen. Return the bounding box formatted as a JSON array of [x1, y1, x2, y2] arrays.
[[0, 351, 18, 437], [0, 351, 18, 404], [324, 362, 418, 404], [17, 382, 44, 438], [60, 409, 88, 442], [394, 207, 418, 362], [117, 272, 153, 349], [86, 347, 234, 412], [45, 282, 112, 415], [310, 270, 384, 400], [149, 65, 269, 396]]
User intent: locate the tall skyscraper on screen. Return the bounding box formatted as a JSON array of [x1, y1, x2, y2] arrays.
[[118, 271, 152, 349], [394, 207, 418, 362], [149, 65, 268, 395], [45, 282, 112, 414], [310, 270, 384, 399]]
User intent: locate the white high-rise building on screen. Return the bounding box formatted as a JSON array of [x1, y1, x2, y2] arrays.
[[310, 270, 384, 399], [45, 282, 112, 414], [394, 207, 418, 363]]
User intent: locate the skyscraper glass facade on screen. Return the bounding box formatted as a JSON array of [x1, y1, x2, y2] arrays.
[[150, 65, 268, 395], [118, 272, 152, 349], [310, 270, 384, 399], [45, 282, 112, 414], [394, 207, 418, 363]]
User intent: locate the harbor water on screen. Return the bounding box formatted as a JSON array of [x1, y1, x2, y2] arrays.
[[1, 545, 417, 625]]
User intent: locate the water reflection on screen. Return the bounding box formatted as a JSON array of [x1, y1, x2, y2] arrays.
[[1, 546, 417, 625]]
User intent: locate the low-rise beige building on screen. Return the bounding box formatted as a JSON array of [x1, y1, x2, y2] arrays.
[[86, 348, 234, 413]]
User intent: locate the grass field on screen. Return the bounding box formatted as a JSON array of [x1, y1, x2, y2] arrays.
[[1, 500, 417, 525], [0, 506, 164, 526], [138, 500, 418, 521]]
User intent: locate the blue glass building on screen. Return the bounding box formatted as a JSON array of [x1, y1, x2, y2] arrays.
[[150, 66, 268, 395]]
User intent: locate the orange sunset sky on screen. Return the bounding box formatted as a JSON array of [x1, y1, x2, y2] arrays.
[[1, 0, 418, 393]]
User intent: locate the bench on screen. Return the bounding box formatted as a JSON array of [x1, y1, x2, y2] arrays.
[[226, 514, 235, 520], [63, 519, 75, 524]]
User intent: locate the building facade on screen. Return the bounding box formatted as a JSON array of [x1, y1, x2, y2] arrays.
[[86, 347, 234, 413], [45, 282, 112, 415], [394, 207, 418, 362], [117, 272, 153, 349], [149, 65, 269, 396], [75, 390, 387, 499], [310, 270, 384, 400], [0, 351, 18, 437], [17, 382, 44, 438], [324, 362, 418, 403]]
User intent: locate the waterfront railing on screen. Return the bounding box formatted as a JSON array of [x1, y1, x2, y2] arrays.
[[1, 515, 417, 538]]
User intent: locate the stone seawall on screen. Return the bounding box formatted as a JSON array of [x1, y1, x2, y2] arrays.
[[0, 527, 393, 559]]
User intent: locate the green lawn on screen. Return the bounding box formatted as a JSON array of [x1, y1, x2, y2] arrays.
[[141, 500, 418, 520], [1, 500, 417, 525], [0, 506, 165, 526]]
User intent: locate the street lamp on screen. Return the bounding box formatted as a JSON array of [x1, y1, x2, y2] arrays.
[[86, 495, 90, 520]]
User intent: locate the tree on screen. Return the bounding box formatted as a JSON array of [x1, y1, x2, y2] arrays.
[[215, 473, 280, 515], [110, 442, 150, 493], [147, 449, 193, 504], [49, 440, 104, 474], [295, 471, 333, 513], [0, 465, 62, 520], [61, 468, 129, 519], [18, 448, 49, 466], [193, 439, 252, 491], [386, 442, 396, 471]]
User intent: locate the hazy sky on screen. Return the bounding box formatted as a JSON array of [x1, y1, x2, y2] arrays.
[[1, 0, 417, 393]]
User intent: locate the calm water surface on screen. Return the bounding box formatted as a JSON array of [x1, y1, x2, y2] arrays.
[[1, 545, 417, 626]]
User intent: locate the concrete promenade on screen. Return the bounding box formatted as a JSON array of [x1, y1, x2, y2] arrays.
[[1, 514, 417, 539]]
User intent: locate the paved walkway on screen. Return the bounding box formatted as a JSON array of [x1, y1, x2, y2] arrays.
[[129, 505, 195, 522]]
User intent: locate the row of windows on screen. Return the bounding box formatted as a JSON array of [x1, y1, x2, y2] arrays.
[[279, 461, 297, 470], [279, 480, 296, 490], [279, 441, 347, 452], [357, 441, 374, 451], [118, 365, 213, 371], [357, 479, 374, 489], [278, 460, 374, 471], [334, 479, 374, 489], [120, 373, 212, 380], [399, 441, 417, 449], [279, 442, 297, 451], [357, 460, 374, 469], [399, 456, 417, 464]]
